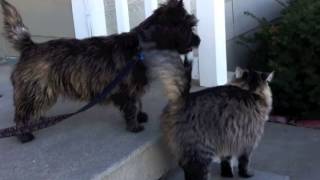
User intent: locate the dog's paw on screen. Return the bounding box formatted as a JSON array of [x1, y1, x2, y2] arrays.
[[221, 171, 234, 178], [239, 170, 254, 178], [127, 125, 145, 133], [137, 112, 148, 123], [17, 133, 35, 143]]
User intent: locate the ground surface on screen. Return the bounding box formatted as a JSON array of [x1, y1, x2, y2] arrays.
[[1, 64, 320, 180], [165, 166, 289, 180], [253, 123, 320, 180], [0, 64, 168, 180]]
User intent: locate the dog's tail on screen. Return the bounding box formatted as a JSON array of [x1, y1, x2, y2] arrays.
[[1, 0, 34, 51], [145, 50, 192, 111]]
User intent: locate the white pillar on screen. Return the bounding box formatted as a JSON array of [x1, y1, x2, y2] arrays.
[[89, 0, 108, 36], [115, 0, 130, 33], [71, 0, 107, 39], [183, 0, 199, 80], [196, 0, 227, 87], [144, 0, 158, 17], [184, 0, 192, 13], [71, 0, 90, 39]]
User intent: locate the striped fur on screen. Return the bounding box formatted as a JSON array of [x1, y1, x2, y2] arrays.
[[154, 57, 274, 180]]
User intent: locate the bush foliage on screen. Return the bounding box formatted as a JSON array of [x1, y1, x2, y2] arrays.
[[241, 0, 320, 119]]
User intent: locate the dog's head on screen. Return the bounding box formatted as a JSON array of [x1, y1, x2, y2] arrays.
[[133, 0, 200, 54]]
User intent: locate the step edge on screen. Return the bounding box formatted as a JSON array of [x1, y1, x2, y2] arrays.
[[92, 135, 175, 180]]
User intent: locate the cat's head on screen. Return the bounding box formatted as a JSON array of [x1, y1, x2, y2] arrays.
[[229, 67, 274, 99]]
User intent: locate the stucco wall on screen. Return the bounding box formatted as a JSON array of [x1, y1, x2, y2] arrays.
[[0, 0, 283, 70], [102, 0, 283, 70], [225, 0, 284, 70], [0, 0, 75, 57], [104, 0, 196, 35]]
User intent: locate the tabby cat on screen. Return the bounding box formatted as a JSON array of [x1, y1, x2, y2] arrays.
[[146, 50, 273, 180]]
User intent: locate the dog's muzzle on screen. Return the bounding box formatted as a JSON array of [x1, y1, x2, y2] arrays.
[[181, 34, 201, 54]]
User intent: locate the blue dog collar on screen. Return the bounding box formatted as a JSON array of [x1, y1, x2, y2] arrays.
[[137, 52, 145, 61]]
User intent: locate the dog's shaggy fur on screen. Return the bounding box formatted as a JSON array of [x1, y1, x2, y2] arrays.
[[0, 0, 200, 143]]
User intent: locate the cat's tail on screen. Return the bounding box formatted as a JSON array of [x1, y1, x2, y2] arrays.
[[145, 50, 192, 111], [1, 0, 34, 51]]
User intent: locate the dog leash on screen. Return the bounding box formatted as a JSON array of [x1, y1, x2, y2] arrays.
[[0, 52, 145, 138]]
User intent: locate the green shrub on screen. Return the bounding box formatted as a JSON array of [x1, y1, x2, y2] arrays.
[[241, 0, 320, 119]]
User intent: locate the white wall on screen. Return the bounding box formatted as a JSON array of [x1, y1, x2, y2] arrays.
[[0, 0, 284, 59], [0, 0, 75, 57], [225, 0, 284, 40], [225, 0, 284, 70]]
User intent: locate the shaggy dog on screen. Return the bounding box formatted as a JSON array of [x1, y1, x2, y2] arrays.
[[1, 0, 200, 143]]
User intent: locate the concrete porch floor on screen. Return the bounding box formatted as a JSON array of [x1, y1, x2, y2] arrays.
[[0, 64, 320, 180], [0, 63, 171, 180]]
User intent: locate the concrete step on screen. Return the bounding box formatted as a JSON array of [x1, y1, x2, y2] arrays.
[[0, 64, 174, 180], [3, 64, 317, 180], [164, 166, 290, 180], [0, 65, 289, 180]]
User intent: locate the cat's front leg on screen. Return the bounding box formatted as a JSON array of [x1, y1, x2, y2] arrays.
[[238, 153, 254, 178], [220, 156, 234, 177], [180, 158, 210, 180]]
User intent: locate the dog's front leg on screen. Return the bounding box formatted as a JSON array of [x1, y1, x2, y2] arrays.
[[122, 99, 145, 132], [112, 94, 144, 133], [137, 99, 148, 123]]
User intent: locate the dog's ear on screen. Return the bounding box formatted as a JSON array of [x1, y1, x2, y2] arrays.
[[178, 0, 184, 7], [167, 0, 182, 7], [167, 0, 176, 4]]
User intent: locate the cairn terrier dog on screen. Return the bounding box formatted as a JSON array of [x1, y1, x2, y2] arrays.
[[147, 51, 273, 180], [1, 0, 200, 143]]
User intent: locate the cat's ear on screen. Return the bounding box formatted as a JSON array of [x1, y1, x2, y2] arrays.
[[235, 67, 245, 79], [262, 72, 274, 82], [266, 72, 274, 82]]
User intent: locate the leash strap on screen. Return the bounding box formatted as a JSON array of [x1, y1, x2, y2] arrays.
[[75, 59, 138, 114], [0, 54, 143, 138]]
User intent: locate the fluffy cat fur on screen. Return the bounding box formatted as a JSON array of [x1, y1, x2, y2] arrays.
[[0, 0, 200, 143], [149, 51, 273, 180]]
